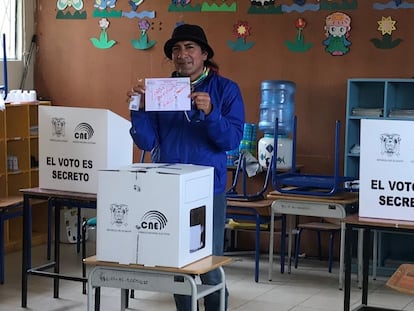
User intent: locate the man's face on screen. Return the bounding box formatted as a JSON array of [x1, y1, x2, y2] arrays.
[[171, 40, 207, 80]]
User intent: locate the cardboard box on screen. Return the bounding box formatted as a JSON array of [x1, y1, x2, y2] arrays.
[[96, 163, 214, 267], [359, 119, 414, 221], [39, 106, 133, 194]]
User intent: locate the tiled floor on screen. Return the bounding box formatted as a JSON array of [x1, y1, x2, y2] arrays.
[[1, 242, 414, 311]]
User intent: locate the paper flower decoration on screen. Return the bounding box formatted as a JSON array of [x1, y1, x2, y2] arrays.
[[131, 19, 156, 50], [227, 21, 255, 51], [285, 17, 313, 52], [90, 18, 116, 49], [370, 16, 402, 49]]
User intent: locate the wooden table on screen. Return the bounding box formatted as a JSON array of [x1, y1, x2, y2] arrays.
[[84, 255, 232, 311], [0, 196, 24, 284], [267, 191, 359, 289], [343, 214, 414, 311], [20, 187, 96, 308]]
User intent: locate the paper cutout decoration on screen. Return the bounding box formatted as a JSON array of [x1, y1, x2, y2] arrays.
[[90, 18, 116, 49], [131, 19, 156, 50], [227, 21, 255, 51], [56, 0, 87, 19], [373, 0, 414, 10], [168, 0, 201, 12], [145, 78, 191, 111], [370, 16, 402, 49], [93, 9, 122, 18], [94, 0, 117, 10], [93, 0, 122, 17], [248, 0, 283, 14], [128, 0, 144, 11], [122, 10, 156, 19], [323, 12, 351, 56], [285, 17, 313, 52], [318, 0, 358, 10], [282, 2, 320, 13], [201, 2, 237, 12]]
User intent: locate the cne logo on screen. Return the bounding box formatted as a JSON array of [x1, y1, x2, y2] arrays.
[[138, 210, 168, 231], [74, 122, 94, 140]]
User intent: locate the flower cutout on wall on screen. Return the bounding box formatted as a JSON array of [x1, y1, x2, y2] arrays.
[[285, 17, 313, 53], [371, 16, 402, 49], [90, 18, 116, 49], [227, 21, 255, 51], [131, 19, 156, 50]]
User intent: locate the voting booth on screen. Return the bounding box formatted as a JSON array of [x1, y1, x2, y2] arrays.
[[360, 119, 414, 221], [39, 106, 133, 194], [96, 163, 214, 267]]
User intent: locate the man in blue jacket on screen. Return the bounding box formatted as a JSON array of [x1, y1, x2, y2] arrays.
[[128, 24, 245, 311]]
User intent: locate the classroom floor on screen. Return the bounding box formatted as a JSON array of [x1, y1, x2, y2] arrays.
[[1, 242, 414, 311]]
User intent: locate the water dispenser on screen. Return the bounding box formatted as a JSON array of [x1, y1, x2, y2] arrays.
[[258, 80, 296, 169]]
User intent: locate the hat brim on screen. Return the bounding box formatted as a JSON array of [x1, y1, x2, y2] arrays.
[[164, 37, 214, 60]]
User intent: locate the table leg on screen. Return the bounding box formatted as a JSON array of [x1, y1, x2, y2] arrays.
[[362, 228, 370, 306], [280, 214, 286, 274], [268, 210, 275, 281], [339, 221, 345, 290], [343, 223, 352, 311], [219, 266, 226, 311], [53, 202, 61, 298], [120, 289, 127, 311], [21, 194, 30, 308], [358, 228, 363, 289], [287, 215, 293, 274]]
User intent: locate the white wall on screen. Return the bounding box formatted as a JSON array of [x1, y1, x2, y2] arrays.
[[0, 1, 35, 93]]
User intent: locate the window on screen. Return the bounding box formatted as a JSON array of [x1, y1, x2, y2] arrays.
[[0, 0, 22, 60]]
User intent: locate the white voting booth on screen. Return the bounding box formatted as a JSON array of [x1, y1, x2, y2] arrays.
[[39, 106, 133, 242], [39, 106, 133, 194], [360, 119, 414, 221]]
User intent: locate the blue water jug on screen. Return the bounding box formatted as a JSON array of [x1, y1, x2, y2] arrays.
[[258, 80, 296, 136]]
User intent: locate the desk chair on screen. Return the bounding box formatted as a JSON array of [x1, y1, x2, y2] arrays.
[[0, 197, 24, 284], [226, 151, 271, 201], [294, 218, 341, 273], [226, 199, 280, 282], [272, 117, 355, 196], [226, 154, 282, 282]]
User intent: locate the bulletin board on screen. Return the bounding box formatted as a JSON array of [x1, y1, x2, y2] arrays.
[[34, 0, 414, 173]]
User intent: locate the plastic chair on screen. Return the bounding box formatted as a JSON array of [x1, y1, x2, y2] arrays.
[[294, 218, 341, 273]]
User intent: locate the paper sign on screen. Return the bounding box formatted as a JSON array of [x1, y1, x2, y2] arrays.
[[145, 77, 191, 111], [359, 119, 414, 221]]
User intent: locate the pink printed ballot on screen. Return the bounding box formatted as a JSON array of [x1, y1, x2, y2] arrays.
[[145, 77, 191, 111]]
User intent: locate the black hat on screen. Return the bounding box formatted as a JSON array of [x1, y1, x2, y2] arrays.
[[164, 24, 214, 60]]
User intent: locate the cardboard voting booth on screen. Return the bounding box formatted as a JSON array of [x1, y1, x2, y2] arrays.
[[360, 119, 414, 221], [96, 163, 214, 267], [39, 106, 133, 194]]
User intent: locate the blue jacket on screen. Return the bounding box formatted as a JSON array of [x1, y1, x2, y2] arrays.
[[130, 71, 245, 194]]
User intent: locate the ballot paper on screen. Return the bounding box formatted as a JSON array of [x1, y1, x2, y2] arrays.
[[145, 77, 191, 111]]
